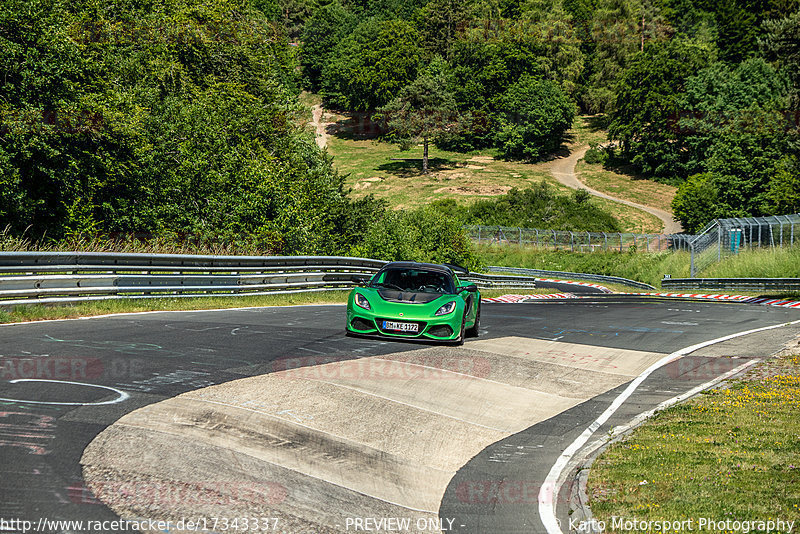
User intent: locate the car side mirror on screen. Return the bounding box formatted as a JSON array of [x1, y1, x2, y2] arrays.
[[350, 275, 370, 286], [459, 284, 478, 293]]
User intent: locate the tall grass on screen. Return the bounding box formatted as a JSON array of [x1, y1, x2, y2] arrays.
[[476, 245, 800, 288], [0, 227, 282, 256], [476, 245, 690, 286], [703, 248, 800, 279]]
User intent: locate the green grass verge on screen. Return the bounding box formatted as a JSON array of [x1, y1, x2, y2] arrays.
[[0, 288, 558, 324], [0, 291, 351, 324], [587, 352, 800, 531]]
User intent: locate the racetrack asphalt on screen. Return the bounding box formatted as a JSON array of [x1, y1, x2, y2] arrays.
[[1, 293, 799, 534]]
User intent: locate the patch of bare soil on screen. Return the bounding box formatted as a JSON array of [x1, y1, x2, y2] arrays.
[[434, 185, 512, 195]]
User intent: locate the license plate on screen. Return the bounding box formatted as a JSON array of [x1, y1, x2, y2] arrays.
[[382, 321, 418, 333]]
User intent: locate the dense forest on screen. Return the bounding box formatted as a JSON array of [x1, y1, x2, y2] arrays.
[[290, 0, 800, 232], [1, 0, 798, 260]]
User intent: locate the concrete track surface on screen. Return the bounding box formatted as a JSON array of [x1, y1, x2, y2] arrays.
[[1, 292, 799, 533]]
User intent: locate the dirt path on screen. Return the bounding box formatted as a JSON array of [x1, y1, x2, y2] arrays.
[[312, 104, 328, 149], [550, 146, 683, 234]]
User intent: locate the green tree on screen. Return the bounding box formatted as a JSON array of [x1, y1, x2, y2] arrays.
[[521, 0, 586, 96], [300, 1, 357, 89], [582, 0, 642, 113], [761, 12, 800, 109], [321, 18, 421, 110], [376, 67, 468, 173], [671, 172, 725, 232], [460, 182, 622, 231], [415, 0, 473, 59], [764, 157, 800, 214], [0, 0, 384, 255], [680, 58, 789, 177], [444, 17, 582, 149], [702, 109, 791, 216], [494, 75, 575, 160], [608, 39, 712, 179]]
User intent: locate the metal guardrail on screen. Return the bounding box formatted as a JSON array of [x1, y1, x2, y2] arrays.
[[662, 278, 800, 292], [487, 266, 656, 290], [0, 253, 539, 306]]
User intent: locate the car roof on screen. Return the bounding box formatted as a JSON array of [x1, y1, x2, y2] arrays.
[[380, 261, 456, 277]]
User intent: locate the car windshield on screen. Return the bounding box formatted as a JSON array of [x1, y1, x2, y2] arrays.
[[370, 268, 455, 294]]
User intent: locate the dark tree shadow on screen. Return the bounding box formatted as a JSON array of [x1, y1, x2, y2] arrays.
[[376, 157, 459, 177], [585, 114, 610, 131], [327, 112, 386, 141]]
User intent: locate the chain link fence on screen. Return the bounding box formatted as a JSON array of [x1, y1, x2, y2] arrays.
[[465, 225, 690, 253], [689, 214, 800, 277]]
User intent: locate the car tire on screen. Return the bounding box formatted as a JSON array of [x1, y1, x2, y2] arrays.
[[466, 302, 480, 338], [453, 314, 466, 346]]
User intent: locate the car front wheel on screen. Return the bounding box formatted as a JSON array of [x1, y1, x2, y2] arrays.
[[466, 303, 480, 338], [453, 314, 466, 346]]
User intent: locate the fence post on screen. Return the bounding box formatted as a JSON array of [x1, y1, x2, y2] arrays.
[[535, 228, 539, 247], [553, 229, 557, 250], [519, 227, 523, 246], [792, 221, 795, 246], [646, 235, 650, 252], [717, 227, 721, 261], [619, 233, 623, 252], [477, 226, 481, 244], [570, 232, 575, 252], [603, 232, 608, 250]]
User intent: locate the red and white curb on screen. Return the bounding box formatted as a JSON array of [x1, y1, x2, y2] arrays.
[[483, 293, 577, 303], [482, 278, 613, 303], [484, 291, 800, 309], [620, 293, 800, 308]]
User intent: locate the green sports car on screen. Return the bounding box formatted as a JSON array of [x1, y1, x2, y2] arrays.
[[345, 261, 481, 344]]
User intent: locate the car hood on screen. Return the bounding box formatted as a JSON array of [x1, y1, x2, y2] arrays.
[[377, 290, 445, 304]]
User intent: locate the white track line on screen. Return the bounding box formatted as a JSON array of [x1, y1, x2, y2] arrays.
[[0, 378, 130, 405], [538, 318, 800, 534]]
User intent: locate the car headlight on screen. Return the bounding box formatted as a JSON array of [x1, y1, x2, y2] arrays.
[[435, 301, 457, 316], [355, 293, 371, 310]]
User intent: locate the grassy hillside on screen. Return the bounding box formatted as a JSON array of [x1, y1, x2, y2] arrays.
[[315, 104, 665, 233]]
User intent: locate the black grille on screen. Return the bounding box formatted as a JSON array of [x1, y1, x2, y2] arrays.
[[350, 318, 375, 331], [376, 318, 427, 336], [427, 325, 453, 337]]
